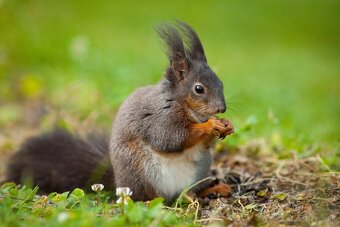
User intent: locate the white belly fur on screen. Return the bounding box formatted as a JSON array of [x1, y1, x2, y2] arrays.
[[151, 143, 206, 199]]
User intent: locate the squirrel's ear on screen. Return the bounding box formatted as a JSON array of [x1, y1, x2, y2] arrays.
[[171, 52, 188, 80]]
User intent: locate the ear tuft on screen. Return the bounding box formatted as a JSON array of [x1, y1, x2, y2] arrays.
[[156, 24, 188, 81], [176, 20, 207, 63], [156, 21, 207, 82], [156, 24, 186, 63]]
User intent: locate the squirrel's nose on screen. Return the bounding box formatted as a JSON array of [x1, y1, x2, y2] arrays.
[[217, 102, 226, 113], [218, 106, 226, 113]]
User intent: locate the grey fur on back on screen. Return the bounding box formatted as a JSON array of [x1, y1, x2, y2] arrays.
[[112, 81, 189, 152]]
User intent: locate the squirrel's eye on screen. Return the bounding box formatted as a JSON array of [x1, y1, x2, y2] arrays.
[[194, 84, 204, 94]]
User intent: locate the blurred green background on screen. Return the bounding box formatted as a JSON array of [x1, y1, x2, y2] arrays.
[[0, 0, 339, 167]]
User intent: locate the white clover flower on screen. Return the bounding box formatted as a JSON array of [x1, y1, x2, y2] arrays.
[[115, 187, 133, 206], [91, 183, 104, 192], [116, 187, 133, 197]]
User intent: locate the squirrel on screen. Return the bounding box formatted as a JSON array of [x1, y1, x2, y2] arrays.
[[5, 21, 234, 202]]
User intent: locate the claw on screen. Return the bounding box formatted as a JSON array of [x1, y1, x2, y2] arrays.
[[219, 135, 226, 140]]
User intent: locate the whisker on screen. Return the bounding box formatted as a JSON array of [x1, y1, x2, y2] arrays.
[[226, 105, 238, 114], [225, 91, 255, 102]]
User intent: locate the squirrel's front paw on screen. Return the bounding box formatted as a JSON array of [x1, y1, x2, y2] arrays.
[[207, 118, 234, 139], [219, 118, 234, 139]]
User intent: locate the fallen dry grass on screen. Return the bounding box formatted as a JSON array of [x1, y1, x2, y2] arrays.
[[178, 142, 340, 226]]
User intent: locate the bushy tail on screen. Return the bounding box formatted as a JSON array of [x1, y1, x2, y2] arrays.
[[5, 129, 114, 193]]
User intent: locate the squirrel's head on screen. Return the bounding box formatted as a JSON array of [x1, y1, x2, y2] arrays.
[[157, 21, 226, 123]]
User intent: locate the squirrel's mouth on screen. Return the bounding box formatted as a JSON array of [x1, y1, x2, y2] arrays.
[[187, 108, 214, 124]]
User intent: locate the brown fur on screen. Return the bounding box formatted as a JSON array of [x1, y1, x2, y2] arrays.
[[186, 94, 208, 112], [184, 118, 233, 149]]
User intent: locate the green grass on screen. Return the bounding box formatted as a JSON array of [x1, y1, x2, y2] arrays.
[[0, 0, 339, 226], [0, 183, 193, 226]]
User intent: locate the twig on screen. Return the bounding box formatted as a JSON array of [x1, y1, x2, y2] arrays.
[[174, 176, 212, 209], [234, 178, 273, 186], [275, 161, 285, 178], [316, 155, 335, 173], [196, 217, 224, 223], [279, 177, 308, 186]]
